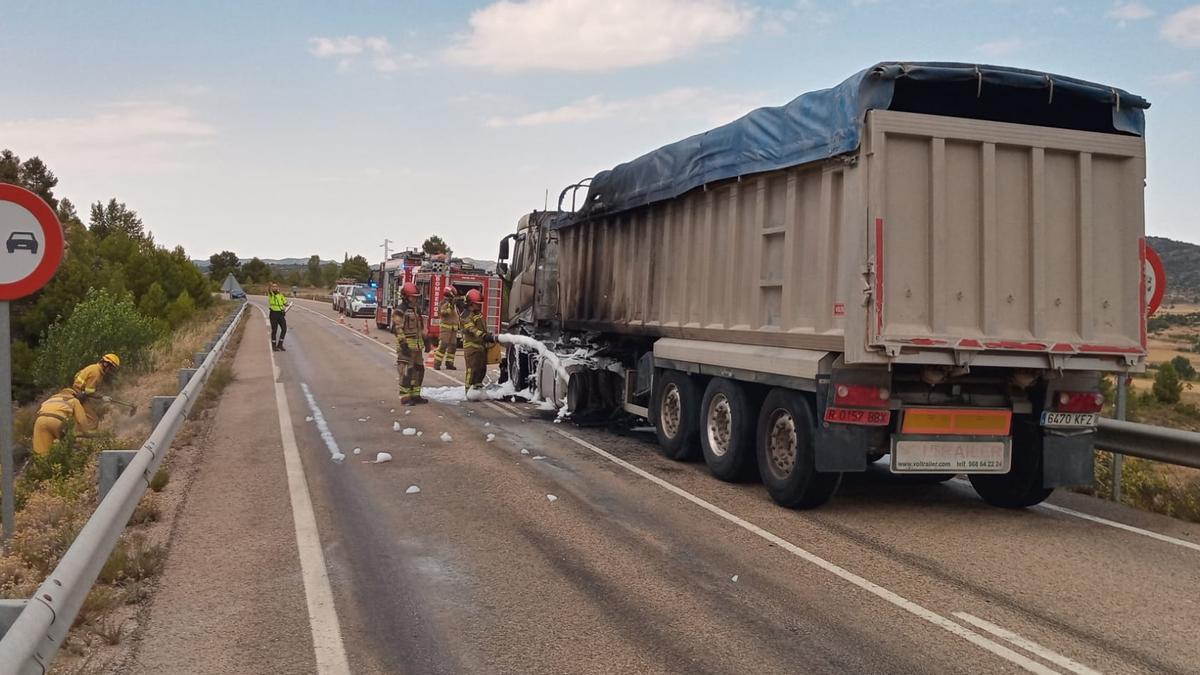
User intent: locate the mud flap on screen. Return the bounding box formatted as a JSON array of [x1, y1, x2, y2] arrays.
[[1042, 433, 1095, 488], [814, 424, 871, 472]]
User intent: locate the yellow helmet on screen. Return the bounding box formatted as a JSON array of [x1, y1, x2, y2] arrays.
[[101, 353, 121, 369]]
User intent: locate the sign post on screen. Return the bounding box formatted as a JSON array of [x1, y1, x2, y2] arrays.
[[0, 184, 65, 541]]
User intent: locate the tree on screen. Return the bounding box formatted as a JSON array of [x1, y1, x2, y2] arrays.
[[56, 198, 80, 224], [322, 261, 341, 287], [208, 250, 241, 281], [1170, 355, 1196, 381], [242, 257, 271, 283], [1153, 362, 1183, 404], [307, 255, 323, 287], [0, 149, 59, 210], [165, 290, 196, 328], [341, 255, 371, 282], [139, 282, 169, 317], [422, 235, 449, 256], [90, 199, 145, 240]]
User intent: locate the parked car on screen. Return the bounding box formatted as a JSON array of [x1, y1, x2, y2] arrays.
[[345, 285, 377, 318], [230, 289, 246, 300], [6, 231, 38, 254], [332, 283, 355, 313]]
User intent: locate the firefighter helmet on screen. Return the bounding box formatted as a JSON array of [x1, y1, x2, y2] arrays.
[[465, 289, 482, 305], [101, 353, 121, 369], [443, 286, 458, 297], [401, 282, 419, 297]]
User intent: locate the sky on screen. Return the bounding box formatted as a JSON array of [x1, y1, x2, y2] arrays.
[[0, 0, 1197, 262]]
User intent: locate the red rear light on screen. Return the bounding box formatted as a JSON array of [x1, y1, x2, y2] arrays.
[[1054, 391, 1104, 413], [834, 384, 890, 409]]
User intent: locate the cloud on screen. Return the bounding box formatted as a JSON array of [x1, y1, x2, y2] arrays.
[[484, 87, 756, 128], [309, 35, 423, 72], [762, 0, 835, 36], [444, 0, 757, 72], [1162, 5, 1200, 47], [1106, 2, 1154, 27], [976, 37, 1029, 57], [0, 101, 215, 172], [1151, 70, 1195, 85]]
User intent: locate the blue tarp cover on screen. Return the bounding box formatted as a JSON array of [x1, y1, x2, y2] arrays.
[[571, 61, 1148, 222]]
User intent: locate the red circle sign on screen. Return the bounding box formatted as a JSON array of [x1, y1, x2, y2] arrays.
[[0, 183, 64, 301], [1144, 244, 1165, 317]]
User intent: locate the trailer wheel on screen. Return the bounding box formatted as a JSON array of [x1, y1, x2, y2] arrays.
[[700, 378, 757, 481], [969, 416, 1053, 508], [756, 388, 841, 509], [653, 370, 700, 461]]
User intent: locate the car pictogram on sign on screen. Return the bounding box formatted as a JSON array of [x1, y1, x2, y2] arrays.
[[6, 231, 39, 254]]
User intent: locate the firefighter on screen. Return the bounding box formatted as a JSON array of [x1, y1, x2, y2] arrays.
[[396, 282, 428, 405], [73, 353, 120, 399], [32, 389, 98, 456], [268, 282, 290, 351], [460, 289, 494, 399], [434, 286, 460, 371]]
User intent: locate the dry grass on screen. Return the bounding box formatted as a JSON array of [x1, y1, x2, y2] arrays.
[[98, 534, 166, 586]]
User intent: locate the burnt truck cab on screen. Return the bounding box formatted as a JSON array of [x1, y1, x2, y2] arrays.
[[497, 62, 1150, 511]]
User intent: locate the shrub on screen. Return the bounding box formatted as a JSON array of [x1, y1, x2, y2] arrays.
[[99, 535, 165, 585], [165, 290, 196, 328], [32, 288, 163, 391], [149, 468, 170, 492], [138, 281, 168, 317], [1153, 362, 1183, 404], [1171, 355, 1197, 380]]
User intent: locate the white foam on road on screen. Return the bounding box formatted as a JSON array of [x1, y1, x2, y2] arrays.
[[253, 304, 350, 675], [554, 429, 1068, 675], [300, 383, 346, 464]]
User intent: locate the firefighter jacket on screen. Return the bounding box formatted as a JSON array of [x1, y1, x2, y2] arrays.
[[462, 311, 488, 350], [38, 389, 98, 431], [439, 300, 460, 330], [397, 307, 425, 356], [72, 363, 106, 397]]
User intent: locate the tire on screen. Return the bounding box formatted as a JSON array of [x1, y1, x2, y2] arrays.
[[653, 370, 701, 461], [700, 378, 757, 482], [756, 388, 841, 509], [969, 416, 1053, 508]]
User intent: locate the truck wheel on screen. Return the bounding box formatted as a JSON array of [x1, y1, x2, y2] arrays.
[[969, 417, 1053, 508], [756, 388, 841, 509], [653, 370, 700, 461], [700, 378, 757, 481]]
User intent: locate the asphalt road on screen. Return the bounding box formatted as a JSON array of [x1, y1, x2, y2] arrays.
[[127, 297, 1200, 675]]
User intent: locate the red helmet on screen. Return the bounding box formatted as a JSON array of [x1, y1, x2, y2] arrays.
[[465, 289, 482, 305], [443, 286, 458, 297], [401, 282, 419, 297]]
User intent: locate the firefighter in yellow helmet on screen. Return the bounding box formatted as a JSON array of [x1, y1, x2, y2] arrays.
[[72, 353, 120, 418], [396, 282, 428, 405], [32, 389, 98, 456], [434, 286, 460, 371], [460, 289, 494, 399]]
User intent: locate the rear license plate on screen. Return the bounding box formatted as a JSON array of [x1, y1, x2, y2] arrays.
[[1040, 411, 1098, 428], [824, 407, 891, 426], [891, 437, 1010, 474]]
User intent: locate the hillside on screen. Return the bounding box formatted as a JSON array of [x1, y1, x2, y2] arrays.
[[1149, 236, 1200, 302]]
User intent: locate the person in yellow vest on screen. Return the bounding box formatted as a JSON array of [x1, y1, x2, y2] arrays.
[[460, 289, 494, 399], [32, 389, 98, 456], [396, 282, 428, 405], [267, 282, 291, 351], [434, 286, 460, 371]]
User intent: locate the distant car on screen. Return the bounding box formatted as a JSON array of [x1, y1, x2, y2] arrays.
[[345, 286, 377, 318], [230, 289, 246, 299], [332, 283, 355, 313], [6, 232, 38, 254]]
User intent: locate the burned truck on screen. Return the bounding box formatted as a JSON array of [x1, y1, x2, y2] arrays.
[[497, 62, 1150, 510]]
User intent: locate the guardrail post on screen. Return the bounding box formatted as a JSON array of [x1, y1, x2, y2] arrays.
[[0, 599, 27, 639], [178, 368, 198, 393], [1112, 376, 1128, 502], [192, 351, 208, 368], [98, 450, 139, 501], [151, 396, 176, 427]]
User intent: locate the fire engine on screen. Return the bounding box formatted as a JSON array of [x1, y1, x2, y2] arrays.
[[374, 250, 502, 340]]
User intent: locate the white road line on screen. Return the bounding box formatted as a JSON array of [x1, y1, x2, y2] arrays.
[[950, 477, 1200, 555], [553, 429, 1060, 675], [952, 613, 1099, 675], [485, 401, 521, 419], [1035, 503, 1200, 553], [254, 305, 351, 675], [299, 383, 346, 463]]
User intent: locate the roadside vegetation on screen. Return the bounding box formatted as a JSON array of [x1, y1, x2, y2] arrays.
[[1083, 303, 1200, 522]]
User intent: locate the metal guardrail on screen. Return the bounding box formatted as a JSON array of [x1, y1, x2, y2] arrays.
[[1095, 418, 1200, 470], [0, 302, 247, 674]]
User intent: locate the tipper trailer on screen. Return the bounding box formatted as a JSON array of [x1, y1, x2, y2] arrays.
[[496, 62, 1151, 509]]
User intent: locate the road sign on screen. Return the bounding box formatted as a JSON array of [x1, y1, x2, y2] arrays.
[[0, 184, 64, 301], [1, 184, 63, 540], [1144, 244, 1165, 317]]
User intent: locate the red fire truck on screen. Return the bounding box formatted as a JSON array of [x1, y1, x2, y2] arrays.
[[374, 251, 503, 341]]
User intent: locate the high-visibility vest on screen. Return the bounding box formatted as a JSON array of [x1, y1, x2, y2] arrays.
[[462, 312, 487, 349], [268, 292, 288, 312]]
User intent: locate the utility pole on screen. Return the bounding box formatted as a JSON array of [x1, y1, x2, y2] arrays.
[[380, 238, 393, 261]]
